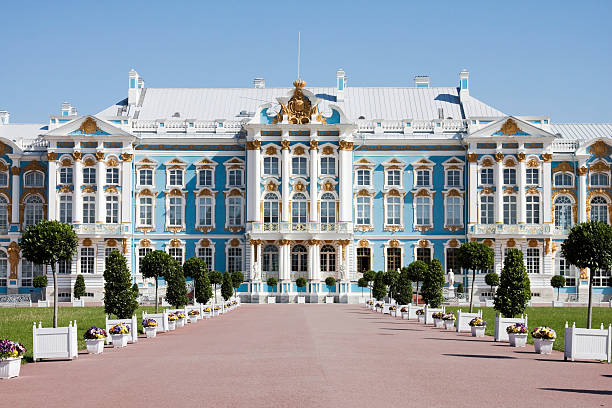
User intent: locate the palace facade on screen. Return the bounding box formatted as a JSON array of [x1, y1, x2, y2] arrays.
[[0, 69, 611, 303]]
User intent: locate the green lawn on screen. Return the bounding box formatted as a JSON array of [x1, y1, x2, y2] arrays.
[[445, 306, 612, 352], [0, 306, 158, 362]]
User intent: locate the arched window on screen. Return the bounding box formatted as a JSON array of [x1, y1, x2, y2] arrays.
[[262, 245, 279, 272], [0, 196, 8, 233], [24, 195, 43, 227], [291, 245, 307, 274], [0, 250, 7, 286], [554, 172, 573, 187], [263, 193, 279, 225], [554, 196, 572, 228], [320, 245, 336, 273], [590, 172, 609, 187], [415, 196, 431, 225], [320, 193, 336, 225], [591, 196, 608, 224], [24, 171, 44, 187], [291, 192, 307, 227]]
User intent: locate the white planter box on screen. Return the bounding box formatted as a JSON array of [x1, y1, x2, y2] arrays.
[[494, 315, 528, 342], [86, 339, 104, 354], [144, 327, 157, 338], [111, 334, 129, 348], [72, 299, 84, 307], [424, 306, 445, 325], [485, 299, 494, 307], [456, 309, 483, 332], [390, 310, 397, 317], [406, 304, 423, 320], [401, 312, 409, 320], [471, 326, 486, 337], [189, 315, 198, 324], [0, 357, 22, 379], [185, 305, 204, 320], [508, 333, 527, 347], [534, 338, 554, 354], [325, 296, 334, 304], [177, 318, 185, 328], [564, 322, 611, 362], [297, 296, 306, 304], [168, 320, 177, 331], [417, 315, 424, 323], [444, 320, 455, 330], [267, 296, 276, 304], [142, 311, 169, 332], [105, 316, 138, 344], [552, 301, 565, 307], [433, 318, 444, 328], [37, 300, 49, 307], [32, 321, 78, 362]]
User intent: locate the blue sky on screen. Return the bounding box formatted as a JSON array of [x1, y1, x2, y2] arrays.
[[1, 0, 610, 123]]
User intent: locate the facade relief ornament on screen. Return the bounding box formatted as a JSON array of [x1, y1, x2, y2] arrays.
[[309, 140, 319, 150], [541, 153, 553, 162], [338, 140, 354, 151], [481, 158, 493, 167], [589, 160, 610, 172], [279, 239, 291, 246], [526, 186, 539, 195], [95, 151, 105, 161], [246, 140, 262, 150], [72, 151, 82, 161], [448, 239, 459, 248], [293, 146, 305, 155], [170, 238, 182, 248], [498, 118, 522, 136], [273, 79, 319, 125], [322, 146, 334, 155], [552, 162, 573, 173], [140, 239, 151, 248], [482, 239, 494, 247], [528, 238, 539, 248], [83, 157, 96, 166], [280, 140, 291, 150], [358, 239, 369, 248], [589, 140, 610, 157], [481, 187, 494, 195], [7, 241, 20, 279], [265, 146, 278, 155], [229, 238, 241, 247], [516, 152, 526, 162], [527, 158, 540, 168], [467, 153, 478, 163], [82, 238, 93, 247], [47, 152, 58, 161], [389, 239, 400, 248], [506, 238, 516, 248], [120, 153, 133, 162], [494, 152, 504, 162], [79, 117, 102, 134], [577, 166, 587, 176]]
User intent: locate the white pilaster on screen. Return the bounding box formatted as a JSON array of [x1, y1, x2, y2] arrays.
[[338, 140, 353, 222], [310, 141, 318, 222], [281, 136, 290, 223], [121, 155, 132, 224], [312, 243, 321, 281], [542, 158, 552, 224], [468, 157, 477, 224], [495, 154, 503, 224], [578, 162, 587, 223], [10, 161, 19, 226], [47, 157, 57, 221], [518, 157, 526, 224], [246, 140, 261, 222], [96, 155, 105, 223], [279, 241, 290, 280], [73, 158, 83, 223], [308, 242, 315, 280]]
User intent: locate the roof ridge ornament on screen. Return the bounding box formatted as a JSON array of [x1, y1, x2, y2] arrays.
[[498, 118, 522, 136], [273, 79, 322, 125]]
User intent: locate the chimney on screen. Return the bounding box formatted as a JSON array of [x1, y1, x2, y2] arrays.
[[61, 102, 77, 116], [459, 69, 469, 97], [336, 69, 346, 101], [253, 78, 266, 88], [0, 111, 8, 124], [128, 69, 144, 105], [414, 76, 430, 88]]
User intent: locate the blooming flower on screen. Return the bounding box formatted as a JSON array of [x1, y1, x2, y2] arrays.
[[442, 313, 456, 321], [83, 326, 107, 340], [0, 339, 26, 359], [167, 313, 178, 321], [142, 318, 158, 328], [109, 323, 130, 335], [506, 323, 528, 334], [469, 317, 486, 327], [189, 310, 200, 316]]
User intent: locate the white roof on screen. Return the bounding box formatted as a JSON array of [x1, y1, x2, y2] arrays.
[[0, 123, 48, 151], [461, 94, 505, 118], [550, 123, 612, 141], [98, 86, 503, 122]]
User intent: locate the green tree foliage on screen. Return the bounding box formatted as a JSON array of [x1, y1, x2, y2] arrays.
[[140, 250, 175, 313], [494, 249, 531, 318], [421, 259, 445, 308], [372, 271, 387, 301], [458, 242, 495, 313], [132, 283, 139, 298], [103, 250, 138, 319], [550, 275, 566, 301], [562, 221, 612, 328], [395, 268, 413, 305], [296, 277, 307, 292], [33, 275, 48, 301], [266, 277, 278, 289], [209, 270, 223, 303], [73, 274, 86, 300], [165, 260, 189, 308], [457, 282, 464, 296], [406, 261, 428, 305], [21, 220, 78, 327], [363, 270, 376, 298], [325, 276, 336, 294], [221, 272, 234, 301], [231, 271, 244, 298], [183, 257, 212, 305], [357, 277, 368, 296], [484, 272, 500, 296], [383, 269, 400, 303]]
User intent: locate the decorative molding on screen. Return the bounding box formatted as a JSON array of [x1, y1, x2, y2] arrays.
[[246, 140, 262, 150], [82, 238, 92, 247], [417, 239, 428, 248], [358, 239, 369, 248], [104, 186, 118, 194], [140, 239, 152, 248], [528, 238, 539, 248], [589, 160, 610, 173], [498, 118, 522, 136], [106, 238, 118, 247], [60, 158, 72, 167], [481, 187, 494, 195], [494, 152, 504, 162], [265, 146, 278, 155], [503, 158, 515, 167], [79, 117, 102, 134], [526, 186, 539, 195], [82, 186, 95, 194], [577, 166, 587, 176], [10, 167, 19, 176], [58, 185, 73, 193], [481, 158, 493, 167], [541, 153, 553, 162], [389, 239, 401, 248], [517, 152, 526, 162], [467, 153, 478, 163], [83, 157, 95, 167], [7, 242, 20, 280], [273, 79, 319, 124], [120, 153, 133, 162], [47, 152, 58, 161], [552, 162, 573, 173], [200, 239, 211, 248], [526, 158, 540, 168], [72, 151, 82, 161], [280, 140, 291, 150], [106, 157, 119, 167], [322, 146, 334, 155], [95, 151, 105, 161], [293, 146, 305, 155], [170, 238, 182, 248], [338, 140, 354, 151], [448, 239, 459, 248], [506, 238, 516, 248], [589, 140, 610, 157], [309, 140, 318, 150], [483, 238, 494, 247]]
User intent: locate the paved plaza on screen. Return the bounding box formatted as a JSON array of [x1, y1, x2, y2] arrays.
[[3, 305, 610, 407]]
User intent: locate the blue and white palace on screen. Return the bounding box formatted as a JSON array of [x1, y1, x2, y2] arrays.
[[0, 69, 611, 303]]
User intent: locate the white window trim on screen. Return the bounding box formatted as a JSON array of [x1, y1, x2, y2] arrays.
[[479, 192, 495, 225], [57, 193, 73, 224], [137, 168, 155, 189], [443, 240, 462, 274], [261, 144, 281, 177], [525, 167, 541, 187], [165, 191, 186, 231], [79, 245, 96, 275], [24, 170, 45, 188], [224, 189, 245, 230], [166, 240, 186, 265], [442, 157, 465, 190], [223, 157, 245, 189], [164, 158, 188, 190], [443, 190, 464, 230], [104, 193, 121, 224], [412, 158, 435, 189], [136, 190, 156, 228], [290, 147, 310, 178], [553, 171, 575, 188], [195, 158, 218, 189], [383, 241, 404, 272], [225, 240, 244, 273], [412, 189, 434, 231], [382, 158, 407, 190], [195, 190, 216, 231], [525, 244, 542, 275], [197, 239, 215, 271], [319, 143, 339, 177], [353, 158, 375, 189], [383, 190, 405, 231], [525, 193, 541, 224], [413, 240, 434, 263], [354, 190, 374, 230]]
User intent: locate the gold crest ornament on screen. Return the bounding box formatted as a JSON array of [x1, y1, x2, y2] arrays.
[[79, 117, 102, 134], [274, 79, 319, 124], [498, 118, 522, 136]]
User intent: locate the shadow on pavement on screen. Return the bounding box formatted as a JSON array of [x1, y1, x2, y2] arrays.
[[443, 353, 516, 359], [380, 327, 424, 331], [424, 337, 490, 343], [539, 388, 612, 396]]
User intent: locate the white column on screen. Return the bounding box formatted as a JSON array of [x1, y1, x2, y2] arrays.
[[312, 244, 321, 281], [121, 154, 132, 224], [279, 240, 290, 280], [339, 140, 353, 222], [310, 141, 318, 222], [10, 162, 19, 225], [281, 138, 290, 223], [246, 140, 261, 222], [578, 163, 587, 222], [542, 156, 552, 224], [517, 157, 526, 224], [307, 242, 315, 280], [96, 154, 105, 223], [495, 153, 504, 224], [47, 156, 57, 221], [73, 157, 83, 223], [468, 155, 478, 224]]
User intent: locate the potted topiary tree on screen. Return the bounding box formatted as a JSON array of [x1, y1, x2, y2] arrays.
[[140, 250, 175, 313], [421, 259, 445, 308], [406, 261, 427, 305], [183, 257, 213, 306], [104, 250, 139, 319], [221, 272, 234, 306], [383, 269, 400, 305], [324, 276, 336, 303], [165, 259, 189, 325], [457, 282, 465, 298], [363, 270, 376, 301], [230, 271, 244, 303], [296, 277, 307, 303], [266, 277, 278, 303], [73, 274, 86, 307], [357, 277, 368, 303], [372, 271, 387, 309], [494, 249, 530, 318], [550, 275, 566, 306], [458, 242, 494, 313], [484, 272, 500, 306], [33, 275, 48, 306], [209, 270, 223, 305]]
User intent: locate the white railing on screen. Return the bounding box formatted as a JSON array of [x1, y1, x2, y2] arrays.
[[0, 294, 31, 307], [356, 119, 468, 134], [73, 223, 125, 235], [249, 222, 352, 234], [131, 119, 243, 132], [21, 137, 49, 150], [469, 224, 569, 235], [552, 141, 579, 153]]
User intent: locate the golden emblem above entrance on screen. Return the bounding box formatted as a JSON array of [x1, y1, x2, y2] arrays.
[[273, 79, 322, 125]]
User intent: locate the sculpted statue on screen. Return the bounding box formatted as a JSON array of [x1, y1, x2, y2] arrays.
[[252, 261, 261, 281], [7, 242, 20, 280], [447, 271, 455, 287]]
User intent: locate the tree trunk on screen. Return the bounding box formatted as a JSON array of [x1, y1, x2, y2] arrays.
[[557, 288, 560, 301], [51, 263, 58, 328], [415, 282, 419, 305], [155, 279, 159, 313], [587, 273, 594, 329], [469, 270, 476, 313]]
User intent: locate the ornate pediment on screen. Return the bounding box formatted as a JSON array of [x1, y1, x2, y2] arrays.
[[273, 79, 321, 125], [498, 118, 522, 136]]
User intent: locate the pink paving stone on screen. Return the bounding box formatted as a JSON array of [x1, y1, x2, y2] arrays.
[[2, 305, 611, 408]]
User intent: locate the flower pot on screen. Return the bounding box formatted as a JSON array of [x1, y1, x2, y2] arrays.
[[85, 339, 105, 354], [177, 318, 185, 328], [471, 326, 486, 337], [534, 338, 554, 354], [0, 357, 22, 379], [145, 327, 157, 338], [213, 310, 220, 316], [111, 334, 129, 348], [433, 318, 444, 328], [168, 321, 177, 331], [444, 320, 455, 330], [509, 333, 527, 347], [390, 310, 397, 317], [401, 312, 409, 320], [189, 316, 198, 324], [325, 296, 334, 304], [418, 315, 425, 323]]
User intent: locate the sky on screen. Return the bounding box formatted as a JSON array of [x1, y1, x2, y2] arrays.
[[1, 0, 610, 124]]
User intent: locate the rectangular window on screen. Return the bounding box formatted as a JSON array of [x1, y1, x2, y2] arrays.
[[139, 197, 153, 226], [526, 196, 540, 224], [105, 247, 115, 260], [526, 168, 539, 186], [198, 169, 213, 187], [446, 247, 460, 273], [416, 247, 431, 263], [445, 197, 462, 226], [83, 196, 95, 223], [197, 247, 213, 270], [292, 157, 307, 176], [0, 255, 6, 286], [227, 247, 242, 273], [58, 259, 71, 274], [25, 171, 44, 187], [80, 247, 95, 274], [228, 197, 242, 226], [386, 248, 402, 272], [59, 195, 73, 223], [386, 170, 401, 187], [169, 169, 183, 187], [169, 247, 183, 265], [503, 168, 516, 185], [138, 247, 152, 272], [228, 169, 243, 187], [139, 169, 153, 186], [169, 197, 183, 226], [557, 257, 576, 287], [526, 248, 540, 274], [416, 170, 430, 187], [106, 196, 119, 223], [446, 169, 461, 187], [416, 197, 431, 225], [106, 168, 119, 185], [356, 196, 371, 225], [592, 269, 611, 287], [198, 197, 213, 226], [480, 195, 494, 224], [386, 196, 401, 225], [356, 248, 371, 274], [320, 157, 336, 175], [263, 157, 279, 175], [21, 261, 43, 287], [503, 196, 517, 225], [480, 168, 493, 185], [0, 172, 7, 187], [83, 167, 96, 185], [59, 167, 73, 185], [356, 170, 371, 187]]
